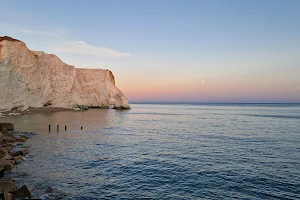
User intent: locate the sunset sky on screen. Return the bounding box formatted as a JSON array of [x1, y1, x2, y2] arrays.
[[1, 0, 300, 102]]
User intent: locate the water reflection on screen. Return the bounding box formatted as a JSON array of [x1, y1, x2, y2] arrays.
[[1, 109, 123, 134]]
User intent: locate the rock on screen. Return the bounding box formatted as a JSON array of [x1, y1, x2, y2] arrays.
[[0, 124, 14, 131], [22, 148, 29, 155], [13, 155, 22, 163], [8, 143, 15, 148], [0, 129, 9, 136], [1, 192, 15, 200], [1, 153, 12, 160], [5, 177, 14, 182], [114, 105, 130, 110], [0, 150, 6, 159], [14, 185, 31, 199], [0, 139, 9, 147], [6, 164, 15, 172], [0, 36, 130, 111], [73, 104, 89, 110], [0, 159, 15, 171], [0, 147, 12, 160], [1, 136, 15, 143], [45, 185, 54, 193], [0, 166, 5, 178], [10, 151, 22, 157], [0, 181, 16, 192], [0, 147, 10, 155], [8, 113, 20, 116], [15, 135, 28, 142]]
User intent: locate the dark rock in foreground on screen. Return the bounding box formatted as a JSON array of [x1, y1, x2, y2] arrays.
[[0, 180, 16, 192], [0, 123, 33, 200], [0, 124, 14, 132], [13, 185, 31, 199]]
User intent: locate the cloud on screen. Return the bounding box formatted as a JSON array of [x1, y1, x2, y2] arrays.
[[53, 41, 131, 58], [19, 29, 59, 37], [0, 23, 62, 38]]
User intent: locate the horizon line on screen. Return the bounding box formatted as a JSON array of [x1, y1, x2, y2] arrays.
[[129, 101, 300, 104]]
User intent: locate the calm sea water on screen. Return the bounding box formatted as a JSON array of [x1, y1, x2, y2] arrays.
[[1, 103, 300, 199]]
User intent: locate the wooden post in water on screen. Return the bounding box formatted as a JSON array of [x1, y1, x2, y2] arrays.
[[57, 125, 59, 131], [65, 125, 67, 130], [49, 125, 51, 132], [81, 126, 83, 130]]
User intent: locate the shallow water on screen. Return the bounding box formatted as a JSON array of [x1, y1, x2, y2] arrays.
[[1, 103, 300, 199]]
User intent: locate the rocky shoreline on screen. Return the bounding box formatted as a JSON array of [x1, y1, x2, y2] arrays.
[[0, 107, 72, 118], [0, 105, 130, 118], [0, 123, 51, 200]]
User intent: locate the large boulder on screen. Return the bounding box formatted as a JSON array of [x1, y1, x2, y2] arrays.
[[13, 185, 31, 199], [0, 181, 16, 192]]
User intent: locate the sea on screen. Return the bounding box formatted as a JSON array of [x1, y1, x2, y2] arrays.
[[1, 103, 300, 199]]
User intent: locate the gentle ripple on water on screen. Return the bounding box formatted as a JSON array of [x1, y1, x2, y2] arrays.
[[1, 103, 300, 199]]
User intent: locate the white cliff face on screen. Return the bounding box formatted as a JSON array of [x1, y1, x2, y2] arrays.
[[0, 36, 130, 110]]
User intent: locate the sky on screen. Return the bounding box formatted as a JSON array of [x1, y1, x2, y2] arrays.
[[1, 0, 300, 103]]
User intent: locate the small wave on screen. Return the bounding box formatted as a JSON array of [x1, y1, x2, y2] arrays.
[[245, 114, 300, 120], [127, 112, 189, 116]]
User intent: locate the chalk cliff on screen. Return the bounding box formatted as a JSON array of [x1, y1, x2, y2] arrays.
[[0, 36, 130, 111]]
